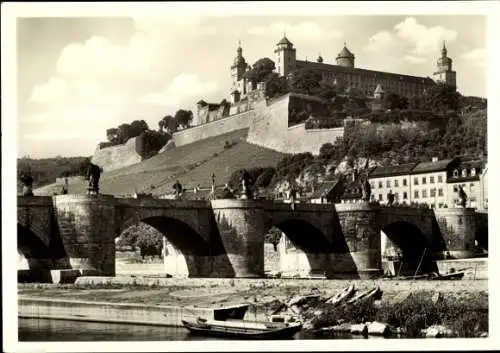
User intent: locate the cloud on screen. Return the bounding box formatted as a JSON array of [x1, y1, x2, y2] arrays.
[[140, 73, 217, 106], [29, 77, 68, 104], [247, 21, 342, 42], [364, 30, 394, 52], [461, 48, 486, 67], [23, 17, 222, 145], [403, 55, 428, 64], [394, 17, 457, 55]]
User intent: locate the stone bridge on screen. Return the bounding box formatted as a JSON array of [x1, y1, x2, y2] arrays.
[[17, 195, 484, 280]]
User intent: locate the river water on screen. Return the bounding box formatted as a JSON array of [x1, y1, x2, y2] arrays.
[[18, 318, 324, 341]]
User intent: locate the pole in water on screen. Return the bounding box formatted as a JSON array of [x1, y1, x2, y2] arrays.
[[413, 248, 427, 280]]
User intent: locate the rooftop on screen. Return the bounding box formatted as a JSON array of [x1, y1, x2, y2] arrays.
[[411, 158, 458, 174], [295, 60, 435, 84], [369, 163, 418, 178]]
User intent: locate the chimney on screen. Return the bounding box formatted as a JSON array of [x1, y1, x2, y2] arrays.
[[432, 157, 438, 163]]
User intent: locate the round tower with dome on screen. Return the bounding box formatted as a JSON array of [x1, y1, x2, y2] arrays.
[[336, 41, 355, 68]]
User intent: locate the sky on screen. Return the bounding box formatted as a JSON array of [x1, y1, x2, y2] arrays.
[[9, 4, 490, 158]]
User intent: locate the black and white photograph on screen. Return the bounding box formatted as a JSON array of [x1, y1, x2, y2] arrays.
[[2, 1, 499, 352]]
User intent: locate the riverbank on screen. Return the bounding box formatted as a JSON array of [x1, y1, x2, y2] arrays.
[[18, 277, 488, 337]]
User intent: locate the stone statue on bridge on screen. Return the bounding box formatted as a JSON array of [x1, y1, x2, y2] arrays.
[[387, 189, 395, 206], [361, 178, 371, 202], [86, 163, 102, 195], [19, 172, 34, 196], [240, 170, 253, 200], [458, 185, 468, 208]]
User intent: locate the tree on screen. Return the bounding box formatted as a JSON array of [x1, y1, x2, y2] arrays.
[[254, 167, 276, 188], [244, 57, 276, 83], [159, 115, 178, 133], [135, 230, 163, 260], [383, 92, 409, 110], [129, 120, 149, 138], [289, 68, 322, 95], [264, 73, 289, 98], [106, 128, 121, 144], [175, 109, 194, 129]]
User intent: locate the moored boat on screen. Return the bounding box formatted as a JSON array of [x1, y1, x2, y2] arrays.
[[346, 286, 382, 304], [325, 284, 356, 305], [181, 317, 303, 339]]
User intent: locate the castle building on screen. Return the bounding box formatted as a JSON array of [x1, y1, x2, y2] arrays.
[[230, 36, 457, 101]]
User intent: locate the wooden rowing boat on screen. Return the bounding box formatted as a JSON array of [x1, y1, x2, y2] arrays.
[[181, 317, 303, 339], [325, 284, 356, 305], [346, 287, 382, 304]]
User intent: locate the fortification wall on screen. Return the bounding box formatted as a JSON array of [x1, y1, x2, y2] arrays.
[[91, 137, 143, 172], [172, 109, 259, 147], [246, 94, 345, 155]]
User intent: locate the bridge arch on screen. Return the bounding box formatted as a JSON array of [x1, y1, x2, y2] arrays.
[[271, 218, 335, 277], [117, 216, 211, 278], [17, 223, 55, 274], [380, 221, 437, 276]]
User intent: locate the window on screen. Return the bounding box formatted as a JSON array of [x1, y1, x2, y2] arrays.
[[430, 189, 436, 197], [386, 180, 391, 188], [414, 177, 419, 185], [453, 169, 459, 178], [371, 183, 375, 189], [403, 192, 408, 199], [453, 186, 458, 192], [394, 179, 399, 187], [422, 190, 427, 198], [471, 168, 476, 176], [378, 194, 383, 201], [422, 177, 427, 184], [395, 193, 399, 200], [470, 183, 474, 188], [403, 179, 407, 186], [378, 181, 383, 188], [430, 176, 435, 184], [438, 188, 444, 196], [462, 169, 467, 177], [438, 175, 443, 183], [414, 190, 419, 199]]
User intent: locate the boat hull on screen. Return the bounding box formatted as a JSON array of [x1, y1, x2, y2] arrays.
[[181, 320, 302, 340]]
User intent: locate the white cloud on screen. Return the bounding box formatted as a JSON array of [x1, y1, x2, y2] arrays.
[[24, 16, 222, 145], [403, 55, 428, 64], [140, 73, 217, 106], [461, 48, 486, 67], [394, 17, 457, 55], [29, 77, 68, 104], [364, 30, 394, 52], [247, 22, 342, 42]]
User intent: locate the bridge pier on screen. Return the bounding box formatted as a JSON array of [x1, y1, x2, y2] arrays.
[[211, 200, 268, 278], [335, 203, 382, 278], [53, 195, 116, 276], [434, 208, 477, 259]]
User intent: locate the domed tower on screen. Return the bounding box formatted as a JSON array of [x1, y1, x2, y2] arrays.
[[231, 41, 248, 97], [433, 41, 457, 87], [274, 34, 297, 77], [336, 42, 355, 68]]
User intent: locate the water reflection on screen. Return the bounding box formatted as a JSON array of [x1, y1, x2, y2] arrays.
[[19, 318, 324, 341]]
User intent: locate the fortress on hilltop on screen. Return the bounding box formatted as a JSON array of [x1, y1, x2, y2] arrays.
[[94, 35, 458, 170]]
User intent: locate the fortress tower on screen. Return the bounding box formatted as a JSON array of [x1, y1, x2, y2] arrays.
[[433, 41, 457, 87], [230, 41, 250, 103], [336, 42, 355, 68], [274, 35, 297, 77]]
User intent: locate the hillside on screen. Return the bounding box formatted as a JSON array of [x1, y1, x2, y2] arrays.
[[34, 128, 288, 196]]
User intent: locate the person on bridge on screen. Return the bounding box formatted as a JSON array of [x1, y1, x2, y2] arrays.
[[222, 183, 235, 199], [19, 172, 34, 196], [387, 189, 395, 206], [173, 180, 183, 199]]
